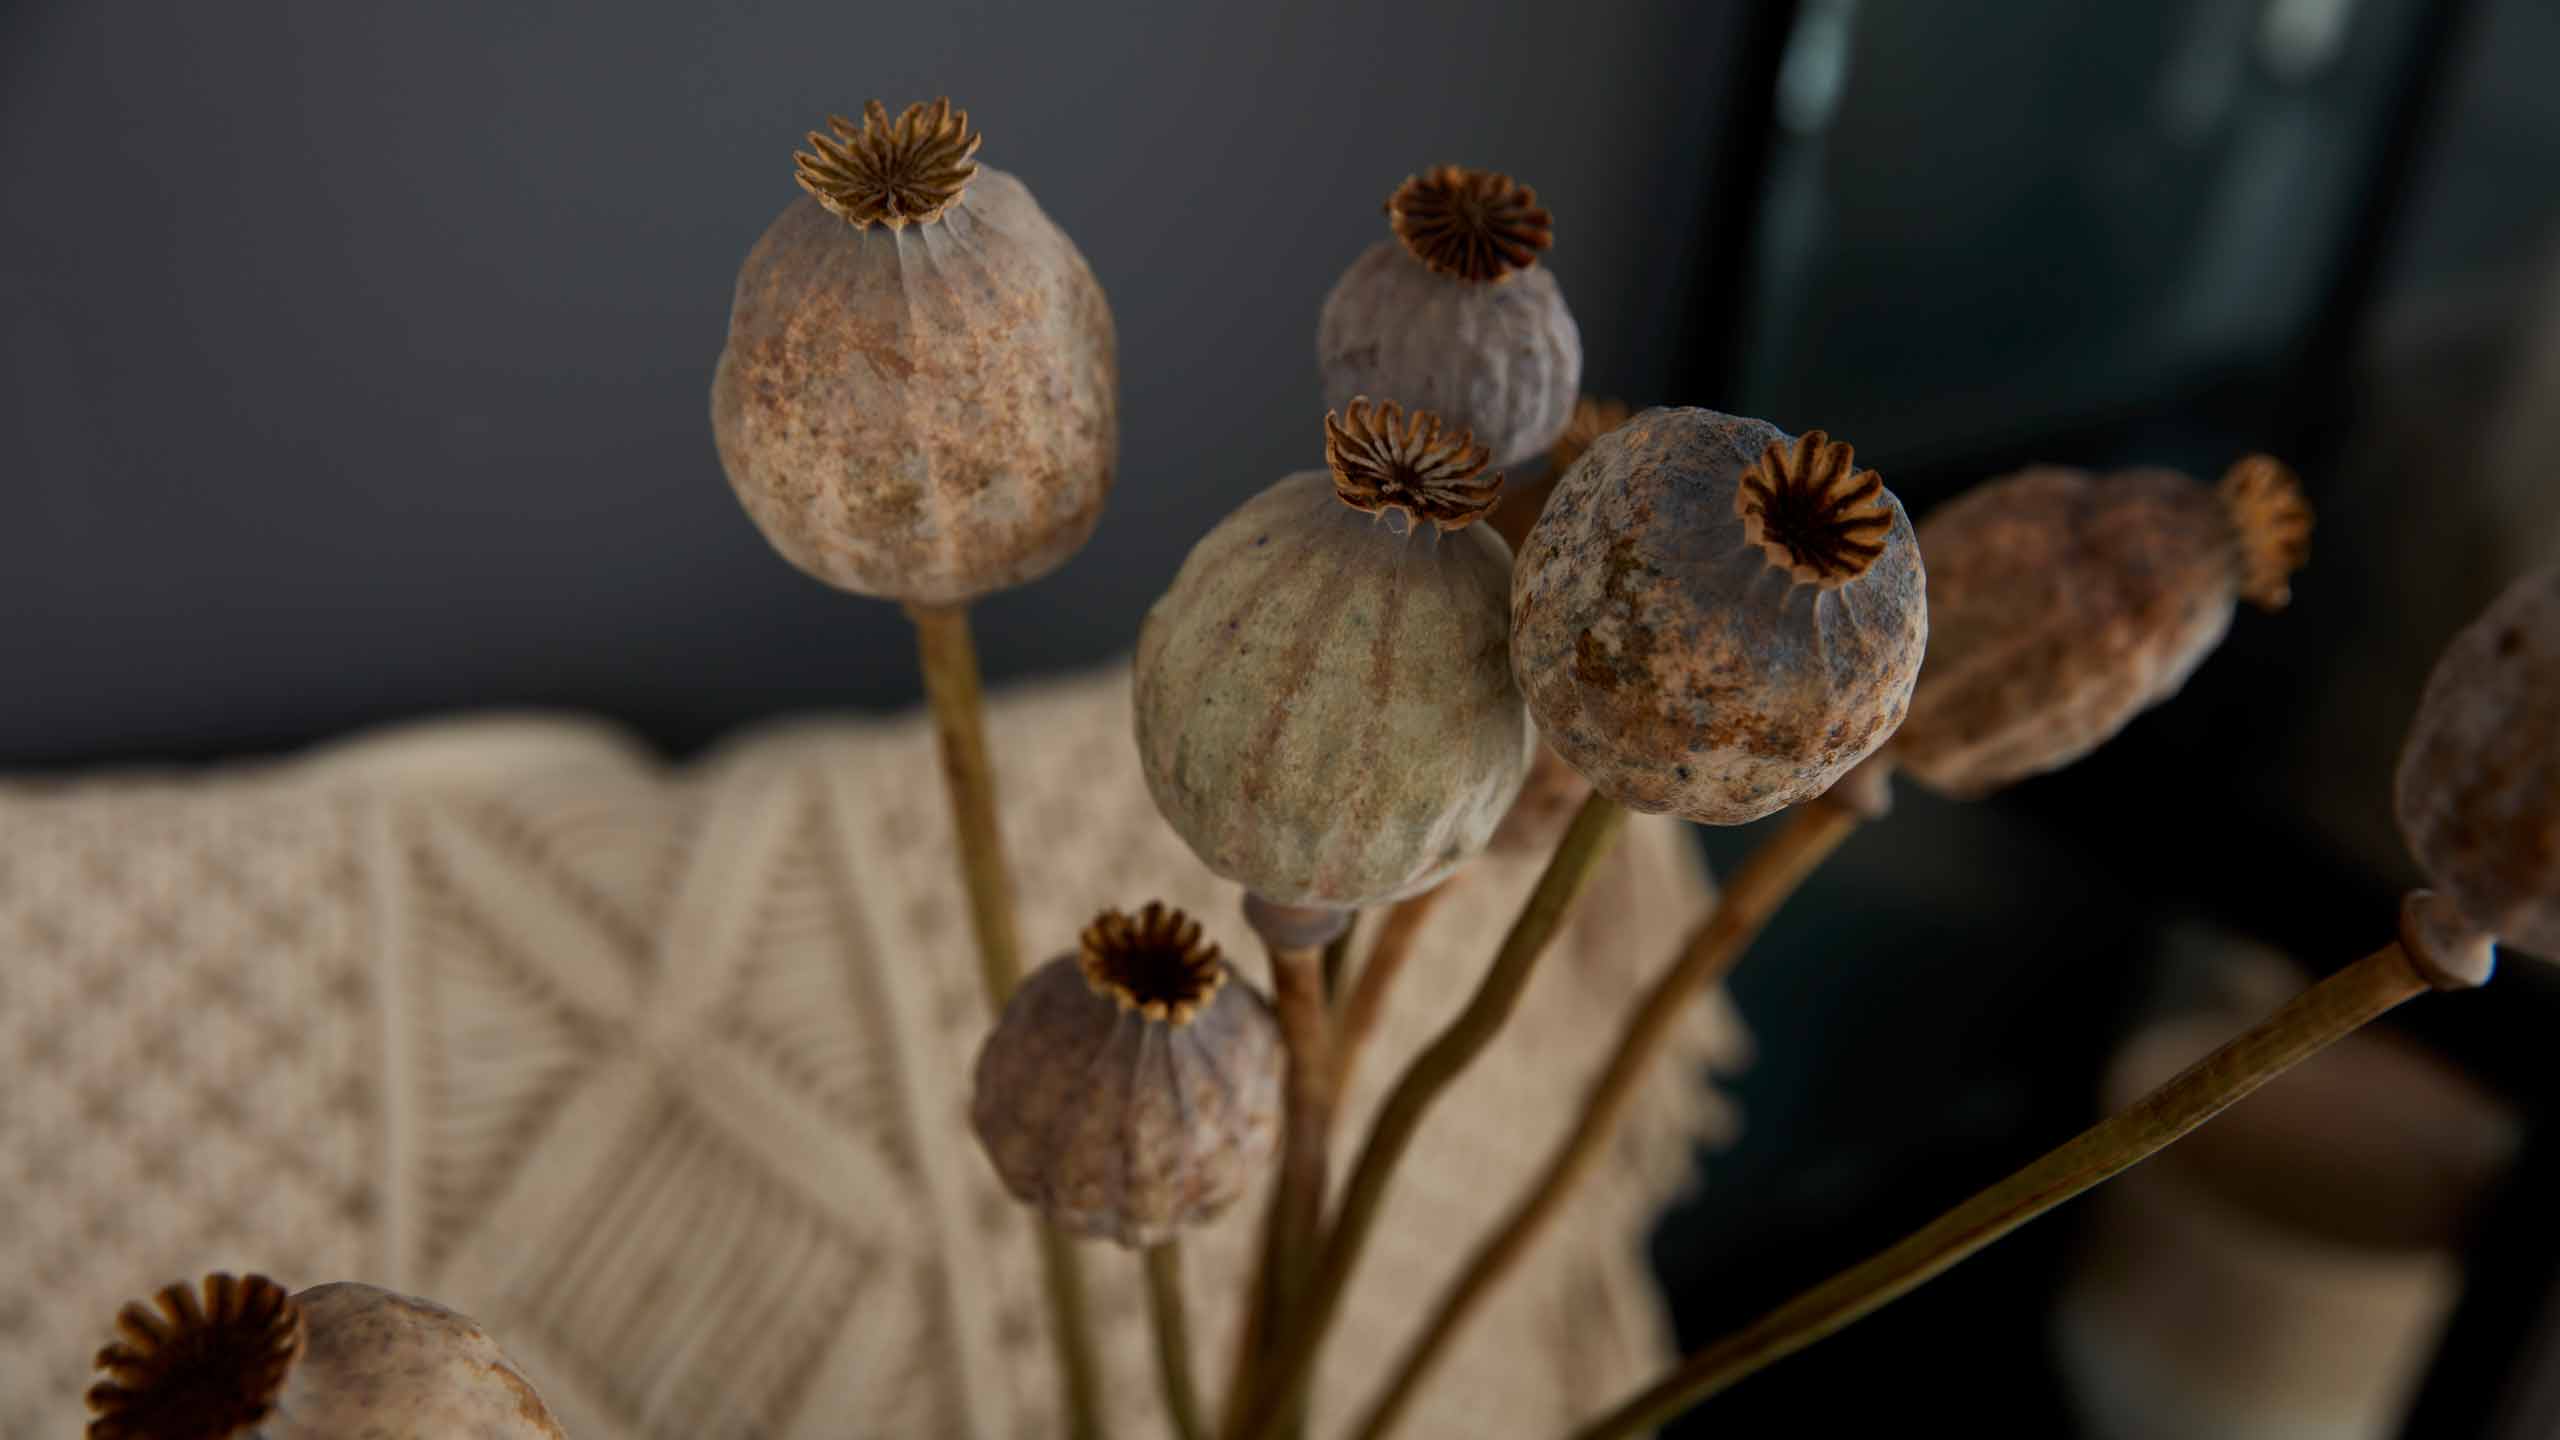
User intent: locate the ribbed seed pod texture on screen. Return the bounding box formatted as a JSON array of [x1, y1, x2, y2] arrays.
[[971, 950, 1282, 1247], [712, 166, 1116, 606], [1134, 473, 1532, 906], [1317, 242, 1580, 469]]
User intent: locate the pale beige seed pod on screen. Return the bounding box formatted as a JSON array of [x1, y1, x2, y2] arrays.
[[971, 903, 1284, 1246], [86, 1273, 565, 1439], [711, 98, 1117, 605], [1134, 400, 1534, 906], [1894, 456, 2312, 798], [1317, 167, 1582, 468], [2396, 563, 2560, 959], [1512, 407, 1927, 824]]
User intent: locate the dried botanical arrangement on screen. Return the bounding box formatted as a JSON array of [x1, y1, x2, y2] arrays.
[[84, 99, 2552, 1440]]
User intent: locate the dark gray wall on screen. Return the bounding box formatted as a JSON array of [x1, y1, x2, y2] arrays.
[[0, 0, 1745, 766]]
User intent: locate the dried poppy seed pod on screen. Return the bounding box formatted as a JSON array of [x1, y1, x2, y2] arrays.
[[1512, 408, 1926, 824], [1134, 400, 1534, 906], [87, 1273, 565, 1439], [1489, 396, 1633, 853], [1893, 456, 2313, 798], [2396, 564, 2560, 959], [971, 903, 1284, 1245], [711, 98, 1117, 606], [1489, 393, 1631, 555], [1317, 167, 1582, 468]]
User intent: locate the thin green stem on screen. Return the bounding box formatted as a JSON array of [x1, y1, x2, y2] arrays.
[[1232, 792, 1627, 1440], [1332, 880, 1452, 1100], [907, 601, 1024, 1000], [1246, 940, 1332, 1440], [1569, 942, 2435, 1440], [907, 601, 1104, 1440], [1350, 801, 1860, 1440], [1146, 1243, 1210, 1440]]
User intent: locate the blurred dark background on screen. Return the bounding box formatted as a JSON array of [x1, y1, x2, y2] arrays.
[[7, 0, 2559, 1435]]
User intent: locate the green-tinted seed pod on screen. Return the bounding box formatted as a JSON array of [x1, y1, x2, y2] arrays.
[[1135, 401, 1533, 906]]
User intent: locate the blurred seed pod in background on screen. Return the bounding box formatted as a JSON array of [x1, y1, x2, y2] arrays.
[[1318, 167, 1582, 469], [87, 1273, 565, 1439], [1893, 456, 2312, 799], [2396, 562, 2560, 959]]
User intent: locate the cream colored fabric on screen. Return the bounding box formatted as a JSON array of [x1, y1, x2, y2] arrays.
[[0, 666, 1746, 1439]]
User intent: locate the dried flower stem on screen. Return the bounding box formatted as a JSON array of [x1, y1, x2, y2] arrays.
[[1234, 791, 1628, 1440], [905, 601, 1105, 1440], [1239, 935, 1336, 1440], [1146, 1243, 1210, 1440], [1569, 940, 2440, 1440], [1321, 922, 1359, 1000], [1333, 881, 1455, 1097], [908, 603, 1025, 1001], [1349, 798, 1863, 1440], [1032, 1226, 1106, 1440]]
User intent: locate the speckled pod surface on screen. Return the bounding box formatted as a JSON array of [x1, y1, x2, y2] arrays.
[[971, 954, 1282, 1247], [2396, 564, 2560, 958], [1317, 242, 1580, 468], [1513, 408, 1926, 824], [1134, 472, 1533, 906], [1895, 467, 2250, 798], [711, 168, 1116, 606], [278, 1283, 565, 1439]]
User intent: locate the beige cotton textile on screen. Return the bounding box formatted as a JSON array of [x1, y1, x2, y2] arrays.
[[0, 664, 1746, 1439]]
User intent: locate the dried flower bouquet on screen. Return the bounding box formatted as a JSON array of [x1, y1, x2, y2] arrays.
[[81, 98, 2551, 1440]]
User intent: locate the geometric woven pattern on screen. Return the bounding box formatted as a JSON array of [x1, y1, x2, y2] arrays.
[[0, 666, 1747, 1440], [0, 784, 381, 1440]]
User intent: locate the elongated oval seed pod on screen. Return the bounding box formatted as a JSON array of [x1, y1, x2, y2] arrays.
[[2396, 563, 2560, 959], [712, 98, 1117, 606], [972, 903, 1285, 1246], [1893, 457, 2312, 798], [86, 1273, 566, 1439], [1513, 407, 1927, 824], [1134, 400, 1534, 906], [1317, 167, 1582, 468]]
